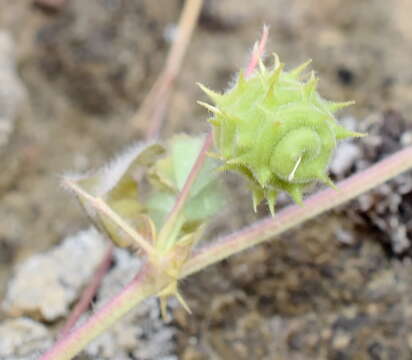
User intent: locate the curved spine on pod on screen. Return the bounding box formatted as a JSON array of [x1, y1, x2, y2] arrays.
[[198, 54, 365, 215]]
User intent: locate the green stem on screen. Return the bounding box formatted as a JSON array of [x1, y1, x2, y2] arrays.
[[42, 146, 412, 359]]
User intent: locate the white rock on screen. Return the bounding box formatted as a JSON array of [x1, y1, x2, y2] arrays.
[[2, 230, 177, 358], [331, 142, 361, 175], [339, 116, 358, 131], [2, 227, 106, 321], [0, 318, 51, 359]]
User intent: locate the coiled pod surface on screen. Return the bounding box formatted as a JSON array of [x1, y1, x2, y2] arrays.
[[198, 55, 364, 215]]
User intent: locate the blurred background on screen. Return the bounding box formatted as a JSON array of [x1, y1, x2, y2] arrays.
[[1, 0, 412, 359]]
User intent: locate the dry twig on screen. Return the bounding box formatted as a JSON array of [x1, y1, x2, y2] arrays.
[[132, 0, 204, 138]]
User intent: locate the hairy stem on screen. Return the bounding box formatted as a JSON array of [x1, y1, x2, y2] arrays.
[[44, 146, 412, 359], [157, 131, 213, 250], [54, 0, 204, 334], [40, 263, 167, 360], [245, 25, 269, 78], [167, 132, 213, 219], [182, 145, 412, 276]]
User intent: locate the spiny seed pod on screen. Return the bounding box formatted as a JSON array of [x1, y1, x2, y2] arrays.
[[198, 54, 364, 215]]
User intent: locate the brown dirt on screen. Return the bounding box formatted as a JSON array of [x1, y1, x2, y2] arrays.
[[1, 0, 412, 358]]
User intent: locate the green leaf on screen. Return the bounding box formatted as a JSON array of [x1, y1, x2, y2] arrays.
[[171, 134, 219, 196], [147, 134, 224, 234]]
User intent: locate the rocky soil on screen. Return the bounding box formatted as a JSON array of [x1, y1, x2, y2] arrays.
[[1, 0, 412, 359]]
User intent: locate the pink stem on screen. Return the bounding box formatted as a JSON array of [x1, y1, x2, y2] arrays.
[[58, 245, 114, 338], [162, 131, 213, 227], [42, 146, 412, 359], [182, 145, 412, 276], [245, 25, 269, 78], [40, 264, 158, 360], [165, 25, 267, 225]]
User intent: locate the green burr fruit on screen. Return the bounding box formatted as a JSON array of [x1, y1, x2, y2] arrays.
[[198, 54, 364, 215]]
